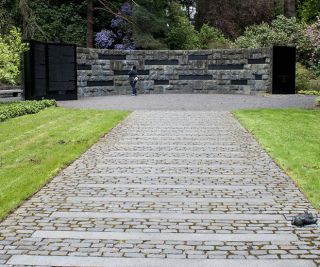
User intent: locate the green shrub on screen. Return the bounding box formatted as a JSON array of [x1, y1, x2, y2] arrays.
[[234, 15, 311, 63], [167, 16, 200, 50], [316, 97, 320, 106], [298, 90, 320, 95], [0, 27, 29, 85], [198, 24, 232, 49], [296, 63, 317, 91], [0, 100, 57, 122]]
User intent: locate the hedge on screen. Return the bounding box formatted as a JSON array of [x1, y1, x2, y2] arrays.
[[0, 100, 57, 122]]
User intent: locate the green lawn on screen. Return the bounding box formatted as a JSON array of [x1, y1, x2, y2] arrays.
[[234, 109, 320, 210], [0, 107, 129, 220]]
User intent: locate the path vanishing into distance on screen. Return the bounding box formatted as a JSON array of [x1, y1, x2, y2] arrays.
[[0, 106, 319, 266]]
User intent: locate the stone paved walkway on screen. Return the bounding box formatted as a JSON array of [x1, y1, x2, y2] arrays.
[[58, 94, 318, 111], [0, 111, 319, 267]]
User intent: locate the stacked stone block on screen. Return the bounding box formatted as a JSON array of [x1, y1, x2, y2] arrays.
[[77, 48, 272, 97]]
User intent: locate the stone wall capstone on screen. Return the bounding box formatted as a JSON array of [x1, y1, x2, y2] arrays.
[[77, 48, 272, 97]]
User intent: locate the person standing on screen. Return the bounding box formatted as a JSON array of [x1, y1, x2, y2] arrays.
[[128, 65, 138, 96]]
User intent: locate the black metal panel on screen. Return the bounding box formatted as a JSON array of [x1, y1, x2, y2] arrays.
[[209, 64, 244, 70], [272, 46, 296, 94], [231, 80, 248, 85], [154, 80, 169, 85], [255, 74, 263, 80], [98, 54, 126, 60], [188, 55, 208, 60], [179, 75, 212, 80], [24, 40, 77, 100], [145, 59, 179, 65], [77, 64, 92, 70], [87, 81, 114, 86], [48, 45, 76, 93], [248, 58, 266, 64], [114, 70, 149, 75]]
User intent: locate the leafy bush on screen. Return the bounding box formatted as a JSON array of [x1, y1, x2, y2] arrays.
[[167, 20, 231, 50], [298, 0, 320, 23], [306, 17, 320, 76], [198, 24, 232, 49], [0, 27, 28, 85], [167, 16, 200, 50], [296, 63, 317, 91], [0, 100, 57, 122], [234, 15, 311, 63], [31, 2, 86, 46], [298, 90, 320, 96], [316, 97, 320, 106]]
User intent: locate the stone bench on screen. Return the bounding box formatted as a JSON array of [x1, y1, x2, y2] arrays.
[[0, 87, 23, 101]]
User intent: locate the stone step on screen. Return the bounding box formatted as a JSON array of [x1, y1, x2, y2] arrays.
[[93, 159, 253, 166], [87, 173, 257, 178], [67, 196, 275, 204], [82, 173, 274, 186], [77, 183, 266, 190], [103, 151, 246, 156], [117, 141, 243, 146], [95, 164, 256, 169], [113, 144, 241, 148], [97, 156, 247, 161], [32, 230, 298, 243], [7, 256, 316, 267], [107, 145, 242, 152], [50, 212, 285, 221]]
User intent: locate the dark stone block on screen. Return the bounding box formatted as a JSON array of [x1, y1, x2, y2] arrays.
[[209, 64, 244, 70], [145, 59, 179, 65], [255, 74, 263, 80], [231, 79, 248, 85], [98, 54, 126, 60], [154, 80, 170, 85], [248, 58, 266, 64], [188, 55, 208, 60], [138, 70, 150, 75], [113, 70, 128, 75], [87, 81, 114, 86], [114, 70, 150, 75], [179, 75, 212, 80], [77, 64, 92, 70]]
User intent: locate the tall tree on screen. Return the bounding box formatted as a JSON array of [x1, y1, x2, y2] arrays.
[[284, 0, 296, 17], [195, 0, 273, 38], [86, 0, 93, 47]]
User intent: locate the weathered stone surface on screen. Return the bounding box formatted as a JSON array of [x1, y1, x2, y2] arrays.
[[7, 256, 317, 267], [0, 111, 319, 266], [76, 48, 272, 97]]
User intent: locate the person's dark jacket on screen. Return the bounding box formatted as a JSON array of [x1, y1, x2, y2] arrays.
[[128, 69, 137, 83]]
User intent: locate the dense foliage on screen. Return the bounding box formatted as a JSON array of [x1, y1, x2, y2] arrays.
[[0, 0, 319, 87], [0, 99, 57, 122], [30, 2, 87, 46], [0, 27, 28, 85], [306, 17, 320, 75], [96, 2, 135, 49], [234, 16, 310, 62]]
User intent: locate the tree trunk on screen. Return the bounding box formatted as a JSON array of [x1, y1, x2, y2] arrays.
[[19, 0, 29, 39], [86, 0, 93, 48], [284, 0, 296, 17]]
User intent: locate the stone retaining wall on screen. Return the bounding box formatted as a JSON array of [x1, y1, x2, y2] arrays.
[[77, 48, 272, 97]]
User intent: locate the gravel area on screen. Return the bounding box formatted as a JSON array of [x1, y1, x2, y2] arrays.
[[58, 94, 317, 111]]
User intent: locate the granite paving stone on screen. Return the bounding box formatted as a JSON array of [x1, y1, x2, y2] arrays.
[[0, 111, 319, 266]]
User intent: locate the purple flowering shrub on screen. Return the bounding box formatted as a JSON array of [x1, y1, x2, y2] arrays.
[[306, 17, 320, 73], [95, 2, 135, 50], [95, 30, 115, 48]]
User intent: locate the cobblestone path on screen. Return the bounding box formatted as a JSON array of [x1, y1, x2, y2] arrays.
[[0, 111, 319, 267]]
